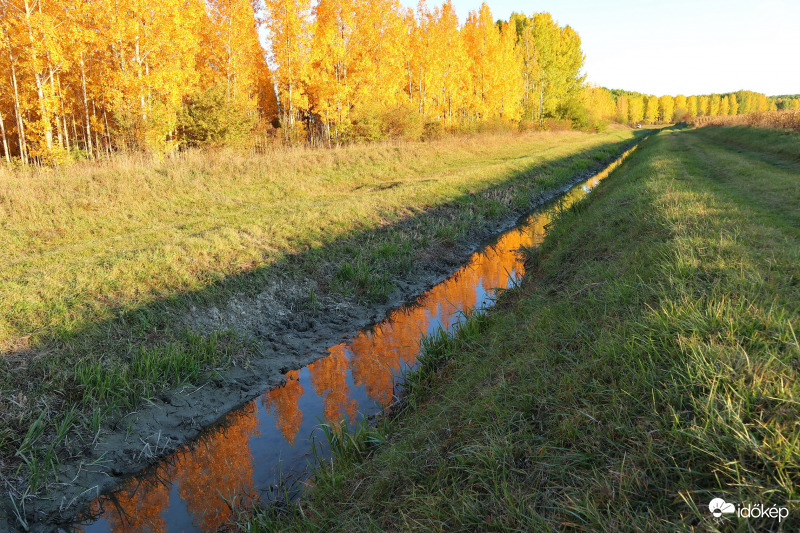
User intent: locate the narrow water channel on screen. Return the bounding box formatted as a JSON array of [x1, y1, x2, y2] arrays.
[[77, 145, 636, 532]]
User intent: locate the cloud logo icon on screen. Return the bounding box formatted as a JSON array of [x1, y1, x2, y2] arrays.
[[709, 498, 736, 517]]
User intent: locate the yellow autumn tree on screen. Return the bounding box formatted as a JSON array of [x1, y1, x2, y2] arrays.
[[583, 85, 615, 128], [615, 94, 629, 124], [2, 0, 67, 160], [673, 94, 687, 121], [461, 5, 522, 124], [202, 0, 272, 113], [720, 95, 730, 115], [409, 1, 443, 119], [658, 95, 674, 123], [432, 0, 468, 126], [698, 95, 711, 116], [687, 95, 698, 118], [461, 4, 500, 121], [496, 21, 524, 121], [99, 0, 206, 152], [628, 95, 644, 124], [709, 94, 720, 116], [728, 93, 738, 115], [644, 95, 658, 124], [263, 0, 312, 139], [179, 0, 273, 147]]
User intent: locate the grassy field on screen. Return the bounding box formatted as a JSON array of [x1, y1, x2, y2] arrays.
[[249, 126, 800, 531], [0, 128, 646, 499]]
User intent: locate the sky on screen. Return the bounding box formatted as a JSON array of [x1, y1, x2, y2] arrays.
[[395, 0, 800, 96]]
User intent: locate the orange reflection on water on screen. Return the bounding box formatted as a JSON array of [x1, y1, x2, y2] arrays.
[[94, 402, 260, 532], [261, 369, 303, 445], [175, 402, 260, 530], [346, 222, 533, 410], [104, 475, 169, 533]]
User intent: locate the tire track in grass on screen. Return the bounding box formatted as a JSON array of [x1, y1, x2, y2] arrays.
[[678, 130, 800, 233]]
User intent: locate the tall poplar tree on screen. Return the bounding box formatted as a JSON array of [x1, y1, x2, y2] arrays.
[[644, 95, 658, 123], [263, 0, 313, 137], [658, 95, 674, 123], [628, 95, 644, 124]]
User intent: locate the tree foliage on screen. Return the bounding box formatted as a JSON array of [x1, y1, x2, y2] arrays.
[[0, 0, 788, 162], [0, 0, 275, 162]]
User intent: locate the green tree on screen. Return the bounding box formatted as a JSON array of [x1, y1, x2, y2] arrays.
[[510, 12, 584, 125], [178, 83, 256, 146]]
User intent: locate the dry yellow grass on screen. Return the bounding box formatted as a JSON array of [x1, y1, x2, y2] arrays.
[[690, 109, 800, 131]]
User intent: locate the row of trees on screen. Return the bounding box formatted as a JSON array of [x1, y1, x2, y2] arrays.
[[3, 0, 791, 162], [262, 1, 586, 143], [0, 0, 589, 161], [0, 0, 277, 163], [590, 89, 800, 127]]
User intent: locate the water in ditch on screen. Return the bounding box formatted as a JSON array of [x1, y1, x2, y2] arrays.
[[77, 146, 635, 532]]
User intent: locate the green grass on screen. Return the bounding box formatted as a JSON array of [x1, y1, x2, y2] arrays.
[[247, 126, 800, 531], [692, 125, 800, 169], [0, 128, 647, 498]]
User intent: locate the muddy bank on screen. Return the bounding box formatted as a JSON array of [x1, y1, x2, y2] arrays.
[[2, 140, 643, 532]]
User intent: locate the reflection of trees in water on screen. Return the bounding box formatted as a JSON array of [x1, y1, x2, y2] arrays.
[[263, 210, 558, 432], [308, 344, 358, 425], [98, 403, 260, 532], [261, 369, 304, 445], [346, 215, 541, 410], [349, 304, 428, 407], [175, 402, 260, 531], [104, 471, 169, 533]]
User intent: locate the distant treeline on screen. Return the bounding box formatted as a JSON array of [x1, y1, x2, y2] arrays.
[[583, 88, 800, 127]]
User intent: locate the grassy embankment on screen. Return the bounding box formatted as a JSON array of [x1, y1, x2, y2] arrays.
[[0, 128, 646, 494], [249, 126, 800, 531]]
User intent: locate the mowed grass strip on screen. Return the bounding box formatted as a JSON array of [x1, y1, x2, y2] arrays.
[[691, 125, 800, 166], [0, 129, 643, 491], [249, 127, 800, 531]]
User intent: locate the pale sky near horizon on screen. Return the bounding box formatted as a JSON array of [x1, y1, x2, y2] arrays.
[[395, 0, 800, 96]]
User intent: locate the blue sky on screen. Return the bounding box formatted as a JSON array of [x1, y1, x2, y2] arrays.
[[396, 0, 800, 96]]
